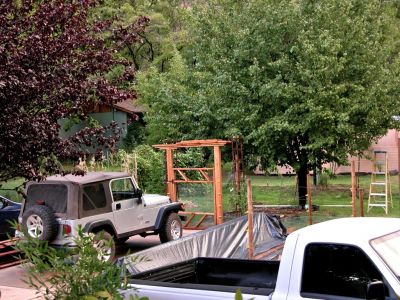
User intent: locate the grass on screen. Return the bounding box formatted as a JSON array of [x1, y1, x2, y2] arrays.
[[177, 173, 400, 229], [2, 171, 399, 229], [247, 174, 400, 229]]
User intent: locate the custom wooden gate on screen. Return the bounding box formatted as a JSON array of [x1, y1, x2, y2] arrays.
[[154, 139, 231, 228]]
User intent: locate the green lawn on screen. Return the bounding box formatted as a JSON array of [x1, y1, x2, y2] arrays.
[[2, 173, 399, 230], [177, 173, 400, 229]]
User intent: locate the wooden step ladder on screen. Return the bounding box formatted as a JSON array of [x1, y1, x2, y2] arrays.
[[367, 151, 392, 214]]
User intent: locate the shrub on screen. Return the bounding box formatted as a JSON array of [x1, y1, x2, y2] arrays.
[[14, 226, 148, 300]]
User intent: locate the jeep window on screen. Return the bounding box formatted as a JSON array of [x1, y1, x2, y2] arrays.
[[110, 178, 136, 201], [83, 183, 107, 211], [26, 184, 67, 213], [301, 243, 384, 299]]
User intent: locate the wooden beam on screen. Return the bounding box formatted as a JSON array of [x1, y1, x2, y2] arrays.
[[193, 214, 208, 228], [174, 180, 213, 184], [213, 145, 223, 225], [351, 160, 356, 217], [183, 213, 196, 228], [307, 174, 312, 225], [176, 169, 190, 182], [247, 178, 254, 259], [154, 139, 231, 149], [165, 148, 177, 202], [359, 188, 364, 217]]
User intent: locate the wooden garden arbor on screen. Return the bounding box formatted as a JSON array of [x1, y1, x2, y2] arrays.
[[154, 139, 231, 227]]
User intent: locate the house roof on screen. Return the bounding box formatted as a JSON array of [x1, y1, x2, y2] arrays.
[[113, 99, 144, 114]]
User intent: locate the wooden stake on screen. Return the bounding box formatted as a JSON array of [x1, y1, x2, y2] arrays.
[[351, 160, 356, 217], [307, 174, 312, 225], [214, 146, 223, 225], [247, 178, 254, 259], [397, 133, 400, 195], [359, 188, 364, 217], [166, 148, 177, 202]]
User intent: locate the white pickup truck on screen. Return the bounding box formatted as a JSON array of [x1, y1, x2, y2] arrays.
[[124, 217, 400, 300]]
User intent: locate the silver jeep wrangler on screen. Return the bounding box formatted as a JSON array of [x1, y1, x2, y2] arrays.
[[17, 172, 184, 261]]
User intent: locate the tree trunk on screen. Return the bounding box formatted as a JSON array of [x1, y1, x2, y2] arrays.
[[297, 163, 308, 209]]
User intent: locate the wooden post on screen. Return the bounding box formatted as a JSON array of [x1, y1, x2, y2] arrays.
[[213, 146, 223, 225], [235, 154, 241, 194], [398, 133, 400, 195], [351, 160, 356, 217], [359, 188, 364, 217], [307, 174, 312, 225], [247, 178, 254, 259], [166, 148, 177, 202], [134, 153, 138, 181]]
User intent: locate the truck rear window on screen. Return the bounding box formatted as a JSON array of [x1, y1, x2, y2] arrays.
[[26, 184, 67, 213], [301, 243, 383, 299]]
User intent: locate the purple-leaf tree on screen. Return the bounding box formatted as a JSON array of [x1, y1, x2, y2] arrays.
[[0, 0, 149, 182]]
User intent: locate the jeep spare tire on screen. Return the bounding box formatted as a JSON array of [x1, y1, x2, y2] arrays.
[[22, 205, 58, 241], [159, 212, 182, 243]]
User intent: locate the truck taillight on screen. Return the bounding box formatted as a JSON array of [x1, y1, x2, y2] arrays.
[[63, 225, 72, 235]]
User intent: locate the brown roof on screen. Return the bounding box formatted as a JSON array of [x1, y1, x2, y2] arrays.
[[113, 99, 144, 114]]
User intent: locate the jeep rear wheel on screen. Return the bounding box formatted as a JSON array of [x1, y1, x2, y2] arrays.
[[22, 205, 58, 241], [159, 212, 182, 243], [93, 231, 116, 263]]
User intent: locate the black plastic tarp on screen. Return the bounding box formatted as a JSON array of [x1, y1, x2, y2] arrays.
[[121, 213, 287, 275]]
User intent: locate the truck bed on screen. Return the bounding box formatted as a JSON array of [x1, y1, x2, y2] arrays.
[[129, 257, 279, 295]]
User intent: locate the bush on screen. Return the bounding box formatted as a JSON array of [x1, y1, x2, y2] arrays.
[[14, 226, 148, 300], [135, 145, 165, 194]]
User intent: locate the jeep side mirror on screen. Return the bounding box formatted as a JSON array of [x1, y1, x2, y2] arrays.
[[366, 280, 385, 300], [0, 199, 4, 209], [135, 188, 143, 199]]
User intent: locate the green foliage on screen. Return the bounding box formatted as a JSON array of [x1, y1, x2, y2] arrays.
[[137, 50, 205, 144], [94, 0, 188, 72], [234, 288, 254, 300], [235, 289, 244, 300], [227, 185, 248, 215], [137, 0, 400, 204], [123, 121, 146, 151], [318, 172, 330, 189], [14, 226, 148, 300], [134, 145, 165, 193]]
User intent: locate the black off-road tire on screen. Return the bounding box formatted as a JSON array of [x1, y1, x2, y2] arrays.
[[93, 231, 116, 263], [22, 205, 58, 242], [159, 212, 182, 243]]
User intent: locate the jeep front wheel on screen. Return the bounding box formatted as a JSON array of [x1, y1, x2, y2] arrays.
[[159, 212, 182, 243], [93, 231, 116, 263]]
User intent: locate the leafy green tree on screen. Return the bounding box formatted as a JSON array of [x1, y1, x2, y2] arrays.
[[94, 0, 188, 73], [138, 0, 400, 206]]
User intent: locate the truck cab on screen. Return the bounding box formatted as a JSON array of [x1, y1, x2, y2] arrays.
[[275, 217, 400, 300], [126, 217, 400, 300]]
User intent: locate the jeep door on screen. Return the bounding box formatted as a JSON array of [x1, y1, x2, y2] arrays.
[[110, 177, 144, 233]]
